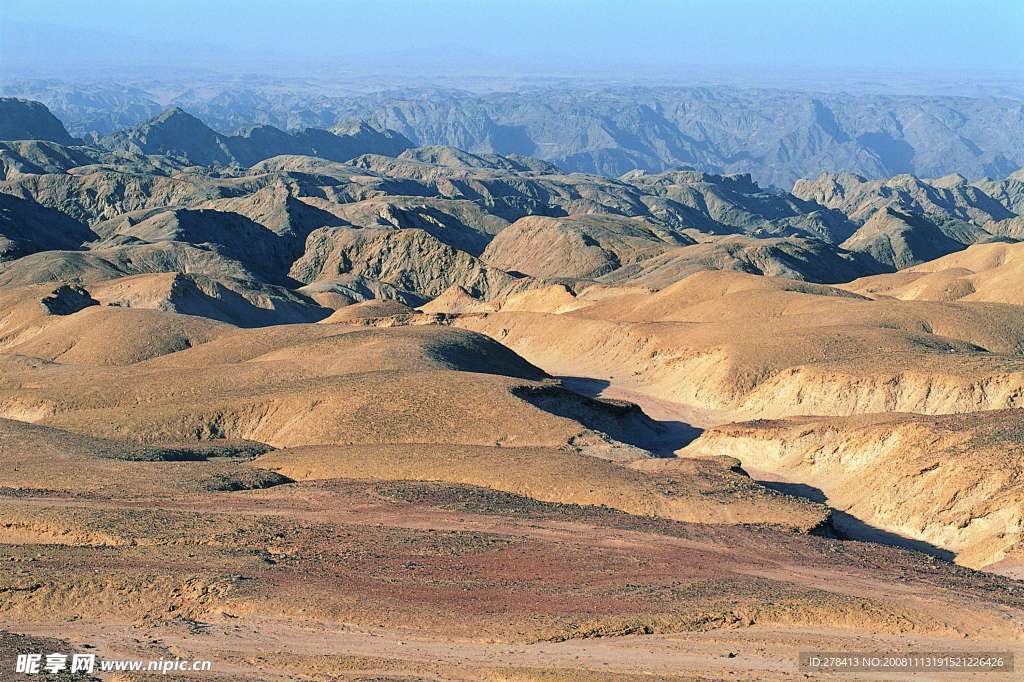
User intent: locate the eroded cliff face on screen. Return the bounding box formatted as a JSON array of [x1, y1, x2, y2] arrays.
[[680, 411, 1024, 574], [453, 290, 1024, 571], [446, 269, 1024, 576]]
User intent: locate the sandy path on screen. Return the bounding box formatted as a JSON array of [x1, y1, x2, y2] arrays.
[[17, 617, 1022, 681]]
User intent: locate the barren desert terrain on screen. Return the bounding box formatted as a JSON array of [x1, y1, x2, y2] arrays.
[[1, 94, 1024, 680]]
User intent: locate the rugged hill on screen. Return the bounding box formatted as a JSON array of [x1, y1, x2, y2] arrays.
[[397, 144, 562, 173], [100, 107, 413, 166], [0, 97, 77, 144], [481, 214, 694, 279], [0, 192, 95, 261], [975, 169, 1024, 215], [792, 171, 1016, 224], [291, 226, 525, 303], [7, 106, 1024, 310], [597, 234, 887, 286], [839, 206, 992, 269], [0, 140, 99, 178], [91, 207, 297, 284], [793, 171, 1024, 267], [625, 170, 857, 242], [7, 103, 1024, 302], [310, 194, 508, 256]]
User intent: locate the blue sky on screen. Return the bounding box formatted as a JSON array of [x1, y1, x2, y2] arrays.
[[2, 0, 1022, 76]]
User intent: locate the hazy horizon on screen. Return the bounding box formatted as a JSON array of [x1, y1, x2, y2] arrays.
[[3, 0, 1023, 89]]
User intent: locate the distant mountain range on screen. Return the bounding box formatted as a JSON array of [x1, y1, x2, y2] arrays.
[[2, 97, 1023, 297], [4, 82, 1024, 187], [0, 97, 414, 168]]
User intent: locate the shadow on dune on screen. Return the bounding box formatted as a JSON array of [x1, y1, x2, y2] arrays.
[[552, 375, 954, 560], [759, 479, 956, 562], [759, 480, 828, 503], [553, 375, 955, 561], [555, 376, 704, 455]]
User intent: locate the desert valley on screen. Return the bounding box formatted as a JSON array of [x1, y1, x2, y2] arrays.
[[2, 84, 1024, 680]]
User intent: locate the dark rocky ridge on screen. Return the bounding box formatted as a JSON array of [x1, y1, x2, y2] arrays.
[[100, 107, 413, 167], [0, 97, 77, 144]]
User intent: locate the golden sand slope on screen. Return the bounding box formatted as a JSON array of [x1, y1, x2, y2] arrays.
[[442, 266, 1024, 587], [257, 443, 825, 528], [0, 417, 279, 498], [0, 293, 828, 528], [844, 240, 1024, 305], [454, 270, 1024, 421], [0, 281, 231, 365]]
